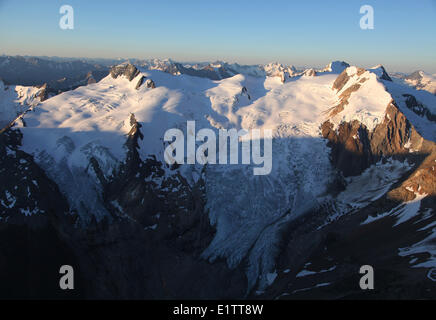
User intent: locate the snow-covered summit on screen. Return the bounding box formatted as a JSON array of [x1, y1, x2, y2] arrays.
[[321, 61, 350, 74]]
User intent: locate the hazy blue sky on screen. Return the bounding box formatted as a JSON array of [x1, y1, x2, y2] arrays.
[[1, 0, 435, 72]]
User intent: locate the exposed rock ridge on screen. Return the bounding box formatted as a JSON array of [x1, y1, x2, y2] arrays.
[[110, 63, 140, 81]]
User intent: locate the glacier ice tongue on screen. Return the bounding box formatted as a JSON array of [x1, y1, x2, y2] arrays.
[[202, 134, 335, 292]]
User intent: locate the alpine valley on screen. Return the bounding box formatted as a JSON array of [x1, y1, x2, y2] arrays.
[[0, 57, 435, 299]]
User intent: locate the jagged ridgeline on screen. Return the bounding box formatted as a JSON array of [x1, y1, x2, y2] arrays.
[[0, 60, 435, 299]]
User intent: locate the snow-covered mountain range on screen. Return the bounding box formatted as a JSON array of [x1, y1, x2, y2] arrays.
[[0, 58, 435, 299]]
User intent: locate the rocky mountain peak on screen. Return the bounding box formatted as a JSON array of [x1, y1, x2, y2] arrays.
[[110, 63, 140, 81], [322, 61, 350, 73], [303, 68, 317, 77], [369, 64, 393, 81], [405, 70, 424, 81]]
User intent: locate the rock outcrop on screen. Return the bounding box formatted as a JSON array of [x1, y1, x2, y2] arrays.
[[36, 83, 48, 101], [303, 68, 317, 77], [145, 79, 155, 89], [403, 94, 436, 122], [110, 63, 140, 81], [135, 75, 145, 89]]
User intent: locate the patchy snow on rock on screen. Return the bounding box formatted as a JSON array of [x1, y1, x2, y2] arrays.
[[361, 192, 427, 226], [393, 193, 428, 227], [19, 207, 40, 217], [0, 80, 43, 128], [399, 208, 436, 269], [1, 190, 17, 209], [332, 159, 412, 219], [265, 271, 278, 286], [144, 224, 158, 231], [296, 266, 336, 278], [361, 210, 392, 225]]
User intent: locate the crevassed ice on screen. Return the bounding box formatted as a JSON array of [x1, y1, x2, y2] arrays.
[[202, 132, 335, 292]]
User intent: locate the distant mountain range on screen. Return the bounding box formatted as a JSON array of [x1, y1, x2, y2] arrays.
[[395, 70, 436, 95], [2, 55, 435, 96]]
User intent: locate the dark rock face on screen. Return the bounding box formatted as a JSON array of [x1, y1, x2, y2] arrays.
[[135, 75, 145, 89], [1, 64, 435, 299], [321, 101, 421, 177], [321, 120, 372, 176], [403, 94, 436, 122], [264, 100, 436, 300], [377, 65, 393, 82], [0, 129, 84, 299], [328, 61, 350, 73], [36, 83, 48, 101], [110, 64, 140, 81]]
